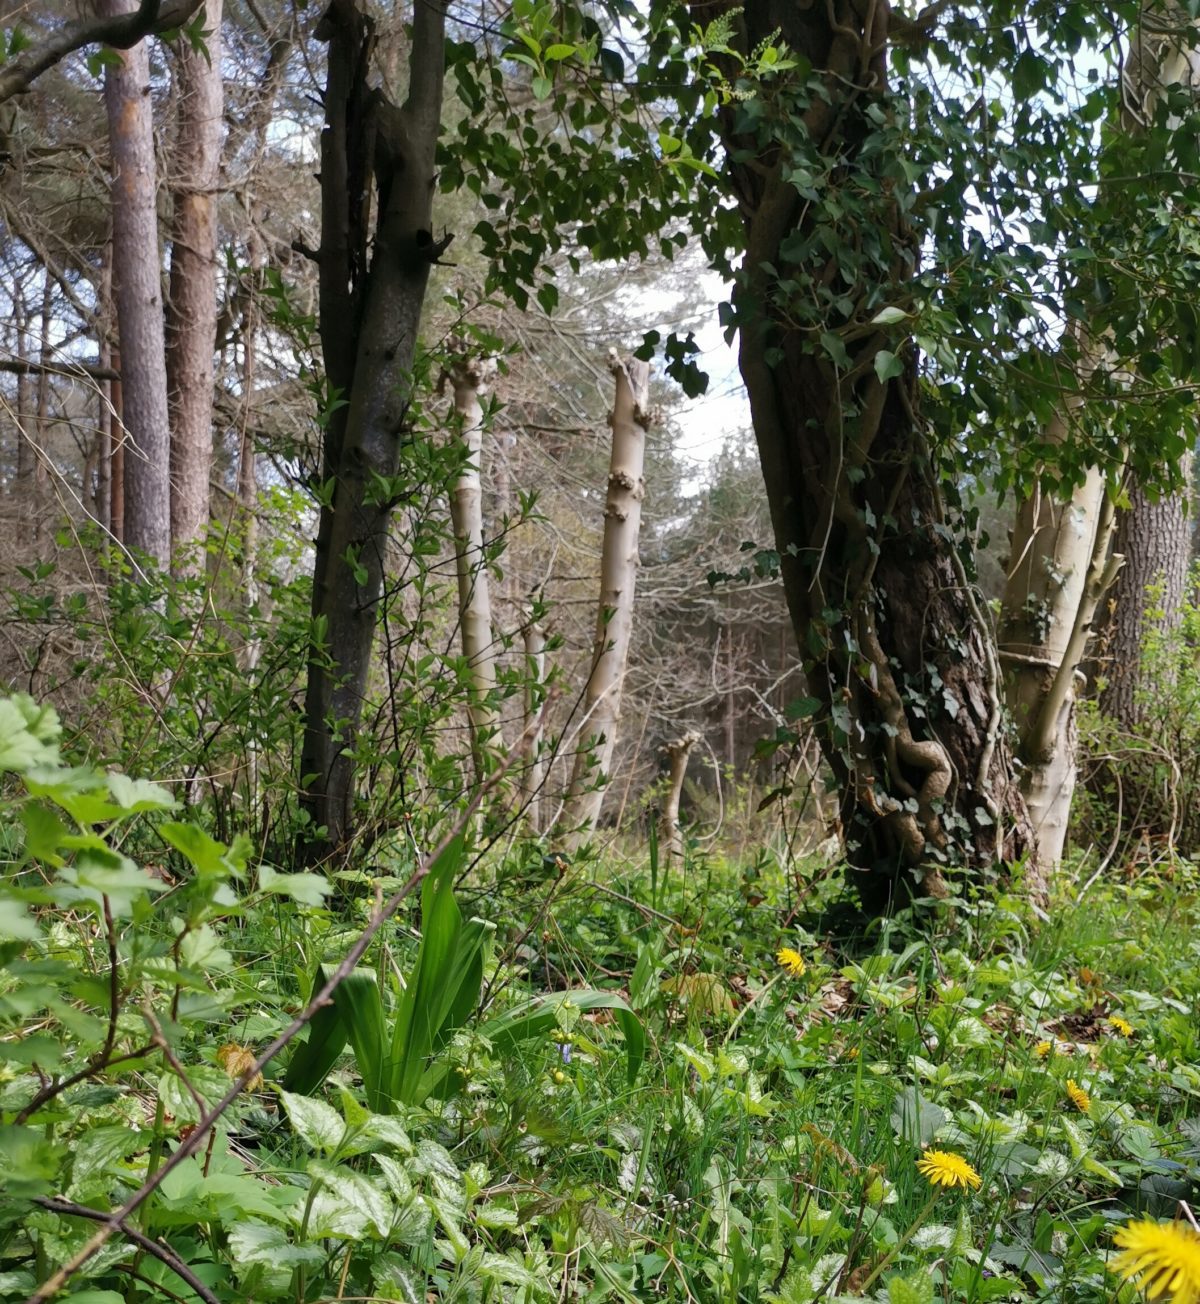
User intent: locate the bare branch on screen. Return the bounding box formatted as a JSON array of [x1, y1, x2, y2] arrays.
[[0, 0, 205, 104]]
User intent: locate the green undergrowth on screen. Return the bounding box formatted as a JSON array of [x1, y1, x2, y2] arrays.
[[1, 695, 1198, 1302]]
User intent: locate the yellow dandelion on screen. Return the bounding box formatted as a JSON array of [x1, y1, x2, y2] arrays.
[[1066, 1079, 1091, 1114], [1107, 1015, 1134, 1038], [1035, 1040, 1053, 1059], [776, 947, 806, 978], [1110, 1218, 1200, 1304], [915, 1149, 982, 1191]]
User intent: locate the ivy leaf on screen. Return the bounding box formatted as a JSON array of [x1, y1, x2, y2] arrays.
[[874, 350, 904, 383]]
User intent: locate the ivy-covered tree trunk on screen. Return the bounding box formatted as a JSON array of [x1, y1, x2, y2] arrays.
[[715, 0, 1033, 906], [299, 0, 449, 860]]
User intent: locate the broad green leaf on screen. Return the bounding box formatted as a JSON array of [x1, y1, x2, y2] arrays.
[[258, 863, 330, 906], [307, 1159, 393, 1238], [107, 772, 177, 812], [278, 1088, 346, 1154], [0, 695, 61, 771], [0, 897, 38, 941], [870, 305, 909, 325], [874, 349, 904, 383]]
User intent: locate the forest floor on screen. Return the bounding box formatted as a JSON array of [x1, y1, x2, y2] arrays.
[[3, 719, 1200, 1303]]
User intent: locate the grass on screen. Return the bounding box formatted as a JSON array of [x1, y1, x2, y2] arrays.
[[2, 762, 1199, 1303]]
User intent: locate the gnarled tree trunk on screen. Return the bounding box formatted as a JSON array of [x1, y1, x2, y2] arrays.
[[99, 0, 171, 568], [711, 0, 1032, 908], [299, 0, 450, 859]]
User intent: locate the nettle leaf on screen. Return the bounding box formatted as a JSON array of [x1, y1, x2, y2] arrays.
[[278, 1088, 346, 1154], [0, 695, 61, 771], [306, 1159, 394, 1239], [228, 1221, 325, 1298], [107, 772, 177, 813]]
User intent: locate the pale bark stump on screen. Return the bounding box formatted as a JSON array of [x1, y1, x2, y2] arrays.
[[659, 730, 701, 863]]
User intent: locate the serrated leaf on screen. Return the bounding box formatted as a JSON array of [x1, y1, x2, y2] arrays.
[[278, 1089, 346, 1154], [308, 1159, 393, 1238]]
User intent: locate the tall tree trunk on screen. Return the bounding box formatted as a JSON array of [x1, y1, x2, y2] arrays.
[[447, 349, 500, 780], [166, 0, 223, 564], [1001, 5, 1198, 864], [99, 0, 171, 567], [1095, 475, 1191, 727], [562, 352, 650, 846], [713, 0, 1031, 908], [999, 449, 1122, 868], [13, 283, 35, 486], [299, 0, 449, 859]]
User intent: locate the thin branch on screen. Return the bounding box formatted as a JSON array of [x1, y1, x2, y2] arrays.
[[0, 0, 205, 104], [0, 358, 120, 382], [32, 1197, 220, 1304]]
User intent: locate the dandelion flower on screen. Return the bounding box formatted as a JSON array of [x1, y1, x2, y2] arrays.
[[776, 947, 806, 978], [1066, 1079, 1091, 1114], [1110, 1218, 1200, 1303], [1108, 1015, 1134, 1038], [1035, 1040, 1053, 1059], [915, 1149, 982, 1191]]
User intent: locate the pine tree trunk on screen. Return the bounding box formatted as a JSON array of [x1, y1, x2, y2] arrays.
[[562, 352, 650, 846], [166, 0, 223, 564], [299, 0, 449, 859], [1096, 476, 1191, 727], [713, 0, 1032, 907], [99, 0, 171, 567], [447, 350, 500, 780]]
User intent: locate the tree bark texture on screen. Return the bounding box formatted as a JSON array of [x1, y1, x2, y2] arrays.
[[659, 730, 700, 863], [710, 0, 1031, 907], [166, 0, 223, 563], [100, 0, 171, 568], [447, 351, 500, 780], [562, 352, 650, 846], [1095, 475, 1191, 727], [999, 447, 1121, 869], [299, 0, 449, 859]]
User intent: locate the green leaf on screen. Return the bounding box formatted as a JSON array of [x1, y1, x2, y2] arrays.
[[478, 989, 645, 1087], [0, 897, 38, 941], [160, 821, 244, 882], [874, 349, 904, 383], [819, 331, 851, 369], [888, 1270, 934, 1304], [531, 74, 553, 101], [870, 305, 909, 325], [258, 863, 330, 906], [278, 1088, 346, 1154], [306, 1160, 394, 1238], [0, 695, 61, 771], [543, 42, 575, 60], [107, 772, 177, 812]]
